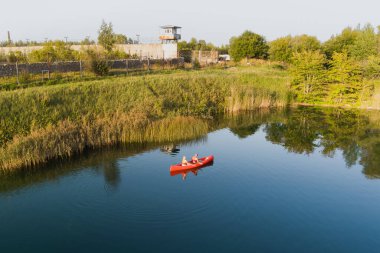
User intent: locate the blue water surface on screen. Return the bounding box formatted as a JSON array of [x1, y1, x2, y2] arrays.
[[1, 109, 380, 253]]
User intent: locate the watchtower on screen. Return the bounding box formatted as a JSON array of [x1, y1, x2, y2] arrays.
[[159, 25, 181, 44]]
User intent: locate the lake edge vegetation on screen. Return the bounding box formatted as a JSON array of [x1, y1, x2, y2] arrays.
[[0, 65, 290, 171]]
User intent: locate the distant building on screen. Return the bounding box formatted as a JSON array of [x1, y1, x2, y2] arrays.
[[159, 25, 182, 44]]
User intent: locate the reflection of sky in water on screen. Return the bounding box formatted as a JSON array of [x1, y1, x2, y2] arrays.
[[1, 109, 380, 253]]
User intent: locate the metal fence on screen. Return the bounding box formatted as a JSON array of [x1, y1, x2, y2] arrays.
[[0, 58, 185, 84]]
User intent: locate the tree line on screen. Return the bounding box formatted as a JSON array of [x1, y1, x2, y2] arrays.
[[227, 24, 380, 104]]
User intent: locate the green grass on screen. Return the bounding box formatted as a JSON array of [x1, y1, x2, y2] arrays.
[[0, 64, 291, 171]]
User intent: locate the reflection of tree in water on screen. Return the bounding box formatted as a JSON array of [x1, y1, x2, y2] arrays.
[[222, 107, 380, 178], [102, 161, 121, 189], [230, 124, 261, 139], [261, 107, 380, 178]]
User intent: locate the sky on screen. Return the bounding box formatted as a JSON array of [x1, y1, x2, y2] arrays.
[[1, 0, 379, 45]]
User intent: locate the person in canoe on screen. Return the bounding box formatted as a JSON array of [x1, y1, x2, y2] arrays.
[[191, 153, 200, 164], [182, 156, 189, 166]]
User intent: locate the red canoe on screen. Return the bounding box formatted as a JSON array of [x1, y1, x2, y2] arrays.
[[170, 155, 214, 173]]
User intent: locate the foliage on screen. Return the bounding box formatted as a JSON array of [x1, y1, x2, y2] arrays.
[[349, 24, 379, 60], [328, 51, 362, 84], [106, 49, 130, 60], [114, 34, 133, 44], [291, 35, 321, 53], [269, 36, 293, 63], [114, 34, 128, 44], [269, 35, 321, 63], [362, 56, 380, 79], [98, 20, 116, 53], [82, 49, 109, 76], [323, 24, 379, 60], [218, 44, 230, 54], [323, 27, 359, 59], [290, 50, 327, 102], [177, 38, 216, 51], [28, 41, 78, 63], [229, 31, 269, 61], [328, 51, 363, 103], [80, 37, 96, 45], [6, 51, 28, 63]]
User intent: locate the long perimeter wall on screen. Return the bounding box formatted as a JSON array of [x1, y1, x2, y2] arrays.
[[0, 44, 178, 59]]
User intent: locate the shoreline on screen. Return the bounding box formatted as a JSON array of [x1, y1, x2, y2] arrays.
[[1, 65, 379, 171]]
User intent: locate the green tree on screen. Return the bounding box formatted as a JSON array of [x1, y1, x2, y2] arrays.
[[114, 34, 128, 44], [177, 38, 216, 51], [28, 41, 77, 63], [229, 31, 269, 61], [98, 20, 115, 53], [290, 50, 327, 102], [292, 35, 321, 53], [349, 24, 378, 60], [269, 36, 293, 62], [323, 27, 359, 59], [362, 55, 380, 79], [81, 37, 95, 45], [28, 41, 56, 62], [323, 25, 379, 60], [54, 41, 77, 61], [328, 51, 363, 103], [6, 51, 27, 63]]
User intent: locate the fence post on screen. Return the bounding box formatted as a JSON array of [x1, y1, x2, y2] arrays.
[[79, 60, 83, 78], [125, 59, 128, 75], [16, 61, 20, 85], [147, 58, 150, 72]]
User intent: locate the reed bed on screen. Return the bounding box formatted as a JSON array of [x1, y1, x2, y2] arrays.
[[0, 115, 209, 171]]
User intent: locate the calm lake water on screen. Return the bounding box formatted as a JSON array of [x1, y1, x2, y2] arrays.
[[2, 107, 380, 253]]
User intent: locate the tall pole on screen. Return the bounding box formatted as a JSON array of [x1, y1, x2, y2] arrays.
[[7, 31, 11, 45]]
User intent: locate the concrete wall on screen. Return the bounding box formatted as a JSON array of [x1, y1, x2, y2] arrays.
[[0, 46, 43, 55], [192, 50, 219, 64], [115, 44, 177, 59], [0, 43, 178, 60]]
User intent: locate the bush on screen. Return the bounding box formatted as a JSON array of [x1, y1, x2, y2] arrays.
[[91, 58, 109, 76], [82, 49, 110, 76], [19, 71, 31, 83]]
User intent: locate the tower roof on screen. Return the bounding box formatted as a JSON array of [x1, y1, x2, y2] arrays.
[[160, 25, 182, 29]]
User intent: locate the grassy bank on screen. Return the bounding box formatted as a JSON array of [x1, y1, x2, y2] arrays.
[[0, 65, 291, 171]]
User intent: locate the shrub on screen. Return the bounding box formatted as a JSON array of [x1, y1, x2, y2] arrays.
[[82, 49, 109, 76], [90, 58, 109, 76], [19, 70, 31, 83]]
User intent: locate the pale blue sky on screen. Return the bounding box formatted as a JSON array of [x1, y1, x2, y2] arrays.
[[1, 0, 379, 45]]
